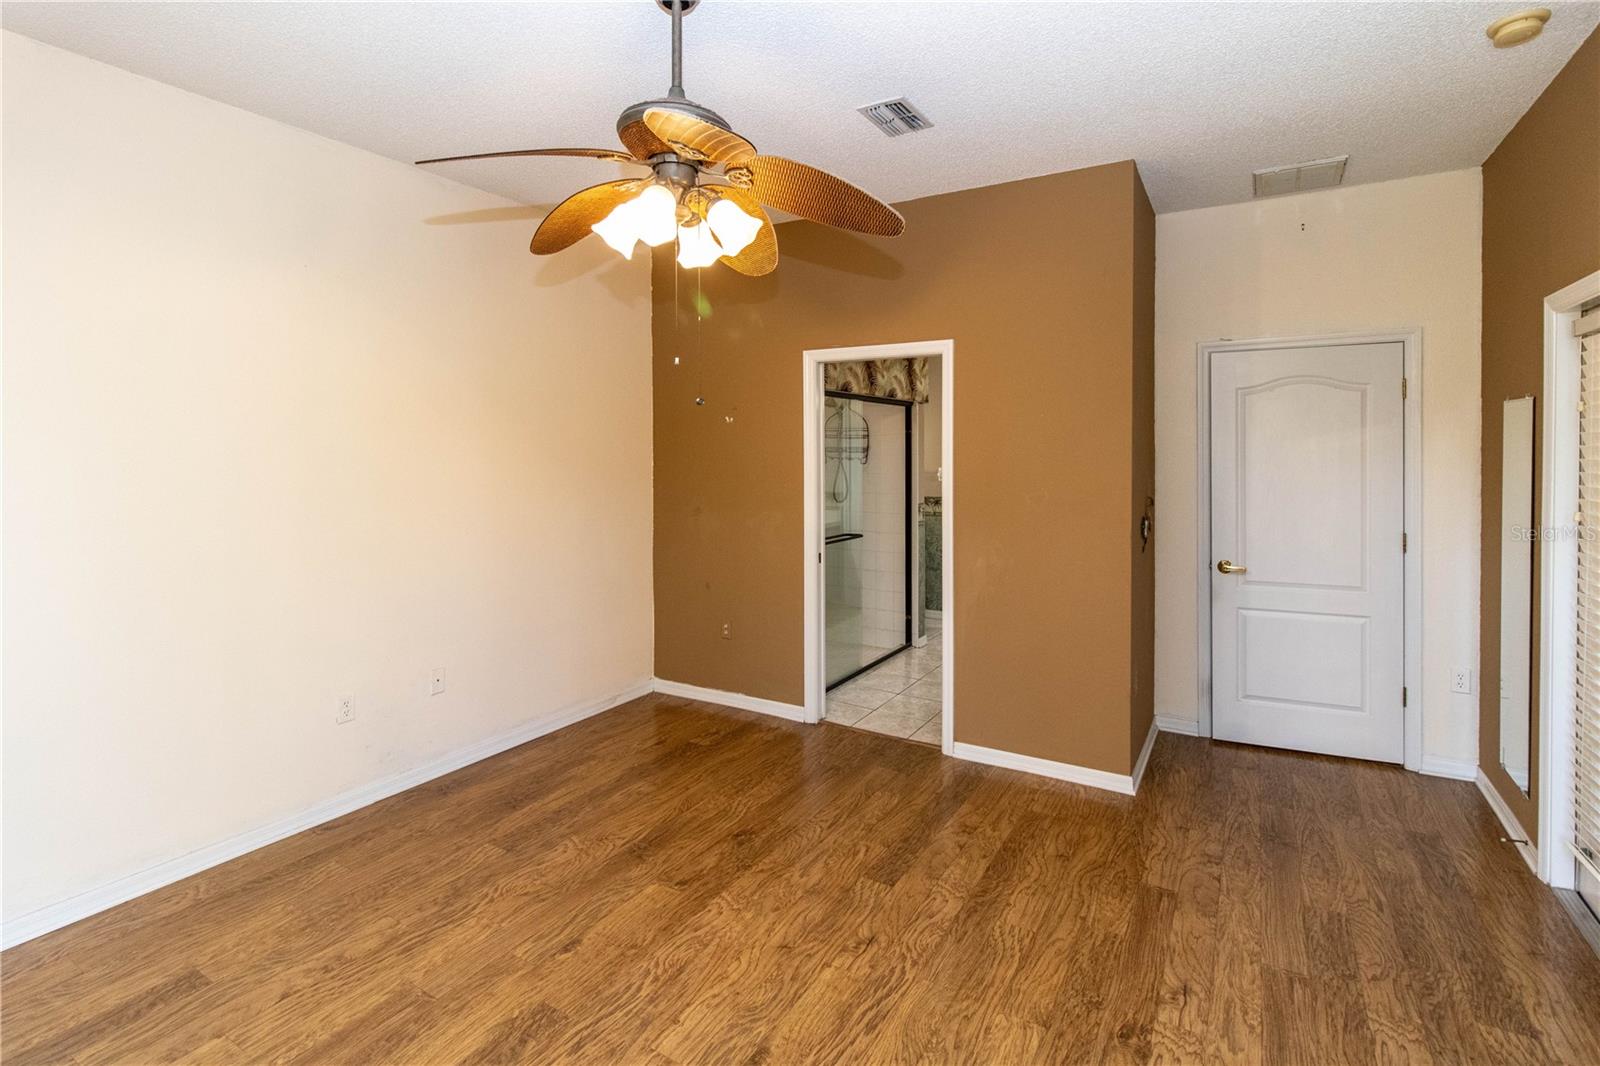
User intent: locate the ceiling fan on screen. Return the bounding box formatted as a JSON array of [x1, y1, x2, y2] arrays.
[[416, 0, 905, 276]]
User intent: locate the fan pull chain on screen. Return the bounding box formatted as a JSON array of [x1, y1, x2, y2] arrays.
[[696, 266, 705, 410]]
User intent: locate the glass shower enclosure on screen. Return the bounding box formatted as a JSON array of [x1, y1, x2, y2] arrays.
[[823, 391, 912, 688]]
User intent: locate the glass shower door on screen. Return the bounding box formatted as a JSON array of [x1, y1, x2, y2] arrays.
[[823, 393, 909, 688]]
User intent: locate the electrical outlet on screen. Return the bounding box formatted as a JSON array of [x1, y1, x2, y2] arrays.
[[1451, 668, 1473, 695], [721, 622, 732, 640], [336, 696, 354, 724], [430, 667, 446, 696]]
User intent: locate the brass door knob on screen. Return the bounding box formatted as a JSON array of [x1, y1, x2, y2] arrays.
[[1217, 560, 1247, 574]]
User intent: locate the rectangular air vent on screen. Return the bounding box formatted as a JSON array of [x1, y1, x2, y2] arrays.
[[1252, 155, 1349, 199], [858, 98, 933, 137]]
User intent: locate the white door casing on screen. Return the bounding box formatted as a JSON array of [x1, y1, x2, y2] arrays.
[[1209, 342, 1406, 763], [803, 340, 954, 755]]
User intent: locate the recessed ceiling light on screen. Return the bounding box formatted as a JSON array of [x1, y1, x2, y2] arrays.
[[1486, 8, 1552, 48]]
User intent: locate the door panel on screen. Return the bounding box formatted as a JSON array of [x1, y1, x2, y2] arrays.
[[1211, 342, 1405, 763], [1239, 610, 1366, 711]]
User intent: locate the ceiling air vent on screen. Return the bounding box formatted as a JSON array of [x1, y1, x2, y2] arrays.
[[1251, 155, 1349, 199], [858, 98, 934, 138]]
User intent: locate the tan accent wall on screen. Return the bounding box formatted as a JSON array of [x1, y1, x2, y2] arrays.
[[1130, 175, 1157, 762], [1480, 27, 1600, 842], [653, 161, 1156, 775]]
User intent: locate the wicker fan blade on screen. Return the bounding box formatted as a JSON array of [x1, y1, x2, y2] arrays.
[[618, 120, 671, 160], [643, 108, 756, 165], [416, 148, 636, 166], [530, 179, 644, 255], [746, 156, 904, 237], [710, 187, 778, 277]]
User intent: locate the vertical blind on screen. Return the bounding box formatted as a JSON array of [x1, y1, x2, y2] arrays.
[[1576, 319, 1600, 875]]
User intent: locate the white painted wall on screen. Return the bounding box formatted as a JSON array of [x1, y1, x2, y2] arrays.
[[2, 34, 654, 926], [1154, 169, 1482, 766]]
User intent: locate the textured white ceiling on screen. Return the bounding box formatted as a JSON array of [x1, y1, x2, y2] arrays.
[[3, 1, 1596, 213]]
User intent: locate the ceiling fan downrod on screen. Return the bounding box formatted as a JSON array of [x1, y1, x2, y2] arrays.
[[667, 0, 689, 99]]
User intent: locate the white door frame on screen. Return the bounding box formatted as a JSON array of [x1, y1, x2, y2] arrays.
[[1537, 270, 1600, 888], [1195, 329, 1424, 770], [804, 339, 954, 755]]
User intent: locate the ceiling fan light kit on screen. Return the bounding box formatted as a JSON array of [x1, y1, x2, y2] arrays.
[[416, 0, 904, 277]]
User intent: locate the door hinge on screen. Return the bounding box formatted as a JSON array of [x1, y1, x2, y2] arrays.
[[1401, 377, 1408, 399], [1402, 687, 1408, 707], [1402, 532, 1408, 553]]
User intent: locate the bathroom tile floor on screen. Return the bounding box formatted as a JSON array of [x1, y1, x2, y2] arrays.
[[824, 623, 943, 745]]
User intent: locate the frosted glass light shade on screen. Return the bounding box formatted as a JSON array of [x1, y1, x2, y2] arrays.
[[676, 221, 722, 269], [590, 184, 680, 258], [633, 184, 679, 247], [706, 197, 762, 257], [591, 200, 641, 259]]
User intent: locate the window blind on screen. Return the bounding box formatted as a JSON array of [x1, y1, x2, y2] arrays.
[[1576, 323, 1600, 875]]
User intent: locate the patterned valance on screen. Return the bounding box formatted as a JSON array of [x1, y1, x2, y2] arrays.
[[823, 358, 929, 403]]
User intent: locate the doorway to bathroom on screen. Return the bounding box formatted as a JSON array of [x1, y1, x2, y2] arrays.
[[802, 340, 953, 752]]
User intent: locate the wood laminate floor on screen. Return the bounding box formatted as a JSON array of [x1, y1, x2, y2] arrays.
[[4, 694, 1599, 1065]]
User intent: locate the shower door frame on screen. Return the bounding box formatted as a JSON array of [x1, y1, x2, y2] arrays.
[[822, 390, 913, 690], [803, 339, 955, 757]]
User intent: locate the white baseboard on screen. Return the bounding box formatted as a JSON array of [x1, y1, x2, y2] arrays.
[[1, 677, 655, 951], [951, 742, 1136, 796], [652, 679, 806, 722], [924, 609, 943, 622], [1130, 719, 1160, 792], [1419, 755, 1479, 781], [1475, 769, 1540, 875], [1155, 714, 1201, 736]]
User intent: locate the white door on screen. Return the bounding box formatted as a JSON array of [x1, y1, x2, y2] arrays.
[[1210, 341, 1405, 762]]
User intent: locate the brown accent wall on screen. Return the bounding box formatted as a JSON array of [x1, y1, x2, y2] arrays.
[[1480, 28, 1600, 842], [653, 161, 1157, 775], [1130, 176, 1157, 764]]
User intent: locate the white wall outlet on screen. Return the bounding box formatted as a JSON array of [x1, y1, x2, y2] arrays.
[[430, 667, 446, 696], [1451, 668, 1473, 695], [336, 696, 354, 724]]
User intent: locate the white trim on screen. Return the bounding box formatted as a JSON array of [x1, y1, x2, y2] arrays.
[[651, 678, 806, 722], [1549, 270, 1600, 314], [952, 742, 1137, 796], [804, 340, 955, 756], [0, 677, 655, 950], [1477, 769, 1540, 875], [1419, 755, 1479, 781], [1130, 719, 1160, 792], [1194, 329, 1424, 770], [1538, 269, 1599, 888], [1155, 714, 1202, 736]]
